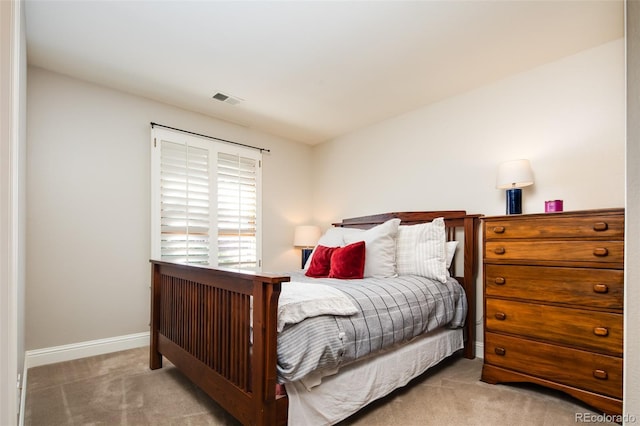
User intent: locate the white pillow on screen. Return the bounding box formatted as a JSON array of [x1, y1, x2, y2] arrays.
[[396, 217, 448, 283], [303, 227, 364, 269], [318, 227, 363, 247], [344, 218, 401, 278]]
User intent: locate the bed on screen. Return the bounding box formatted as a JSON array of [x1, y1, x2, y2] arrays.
[[149, 210, 480, 425]]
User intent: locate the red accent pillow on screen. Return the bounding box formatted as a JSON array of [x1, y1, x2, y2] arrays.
[[329, 241, 366, 279], [305, 245, 336, 277]]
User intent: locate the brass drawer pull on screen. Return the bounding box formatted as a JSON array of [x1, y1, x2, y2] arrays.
[[494, 312, 507, 321], [494, 277, 506, 285], [493, 226, 505, 234], [593, 222, 609, 232], [593, 369, 608, 380], [593, 327, 609, 337], [593, 284, 609, 294], [494, 247, 506, 255], [593, 247, 609, 257], [494, 347, 506, 356]]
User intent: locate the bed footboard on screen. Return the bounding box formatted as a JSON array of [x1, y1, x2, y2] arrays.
[[149, 260, 290, 426]]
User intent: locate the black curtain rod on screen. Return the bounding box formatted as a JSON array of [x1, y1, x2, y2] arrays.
[[150, 122, 270, 153]]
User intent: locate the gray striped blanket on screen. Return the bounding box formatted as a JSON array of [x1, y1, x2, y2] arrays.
[[277, 272, 467, 384]]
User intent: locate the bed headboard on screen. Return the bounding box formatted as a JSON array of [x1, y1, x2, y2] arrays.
[[333, 210, 481, 358]]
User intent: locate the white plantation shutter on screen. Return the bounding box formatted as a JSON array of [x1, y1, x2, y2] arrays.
[[217, 153, 258, 269], [151, 127, 262, 271], [160, 141, 211, 265]]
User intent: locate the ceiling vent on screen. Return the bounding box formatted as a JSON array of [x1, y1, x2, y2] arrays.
[[212, 91, 243, 106]]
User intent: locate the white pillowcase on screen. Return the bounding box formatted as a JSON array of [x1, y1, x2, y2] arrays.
[[396, 217, 448, 283], [344, 218, 401, 278], [318, 226, 363, 247], [303, 227, 364, 269]]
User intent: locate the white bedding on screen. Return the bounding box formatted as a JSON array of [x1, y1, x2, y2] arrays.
[[277, 273, 466, 385], [277, 281, 358, 332], [285, 327, 464, 425]]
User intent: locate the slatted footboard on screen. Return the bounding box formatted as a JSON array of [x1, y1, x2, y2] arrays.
[[149, 261, 290, 426]]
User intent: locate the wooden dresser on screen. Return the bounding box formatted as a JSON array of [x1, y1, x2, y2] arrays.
[[481, 208, 624, 415]]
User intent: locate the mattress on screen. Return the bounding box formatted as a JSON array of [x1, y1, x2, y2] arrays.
[[278, 272, 467, 384]]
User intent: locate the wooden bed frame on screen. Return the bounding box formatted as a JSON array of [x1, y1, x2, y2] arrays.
[[150, 211, 480, 425]]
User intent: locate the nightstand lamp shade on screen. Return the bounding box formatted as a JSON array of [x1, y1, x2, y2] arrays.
[[496, 159, 534, 215], [293, 225, 321, 268]]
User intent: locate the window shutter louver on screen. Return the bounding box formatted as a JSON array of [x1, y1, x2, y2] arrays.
[[217, 152, 258, 270], [160, 141, 211, 265]]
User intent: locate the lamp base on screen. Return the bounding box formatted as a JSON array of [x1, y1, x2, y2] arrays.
[[301, 248, 313, 269], [506, 188, 522, 215]]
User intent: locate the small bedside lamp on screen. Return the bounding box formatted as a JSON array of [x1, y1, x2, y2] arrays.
[[293, 225, 321, 268], [496, 159, 534, 215]]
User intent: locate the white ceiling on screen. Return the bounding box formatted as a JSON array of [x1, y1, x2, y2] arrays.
[[24, 0, 623, 145]]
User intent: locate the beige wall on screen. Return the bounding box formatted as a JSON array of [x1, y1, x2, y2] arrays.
[[26, 67, 312, 350], [312, 39, 626, 349], [313, 39, 625, 222], [625, 0, 639, 419], [1, 0, 27, 422]]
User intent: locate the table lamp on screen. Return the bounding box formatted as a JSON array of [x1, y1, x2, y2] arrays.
[[496, 159, 534, 215], [293, 225, 321, 268]]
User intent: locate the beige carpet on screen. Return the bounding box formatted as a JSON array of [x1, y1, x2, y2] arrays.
[[24, 347, 613, 425]]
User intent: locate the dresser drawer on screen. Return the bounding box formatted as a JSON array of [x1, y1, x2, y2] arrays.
[[485, 241, 623, 265], [485, 299, 623, 356], [484, 214, 624, 240], [485, 332, 622, 398], [485, 264, 623, 310]]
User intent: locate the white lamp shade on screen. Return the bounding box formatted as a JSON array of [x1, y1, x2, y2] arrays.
[[496, 159, 534, 189], [293, 225, 321, 247]]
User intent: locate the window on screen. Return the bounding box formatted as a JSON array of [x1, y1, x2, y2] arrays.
[[151, 127, 262, 271]]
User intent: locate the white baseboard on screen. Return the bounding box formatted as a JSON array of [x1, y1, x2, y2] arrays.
[[23, 332, 480, 368], [25, 331, 150, 369]]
